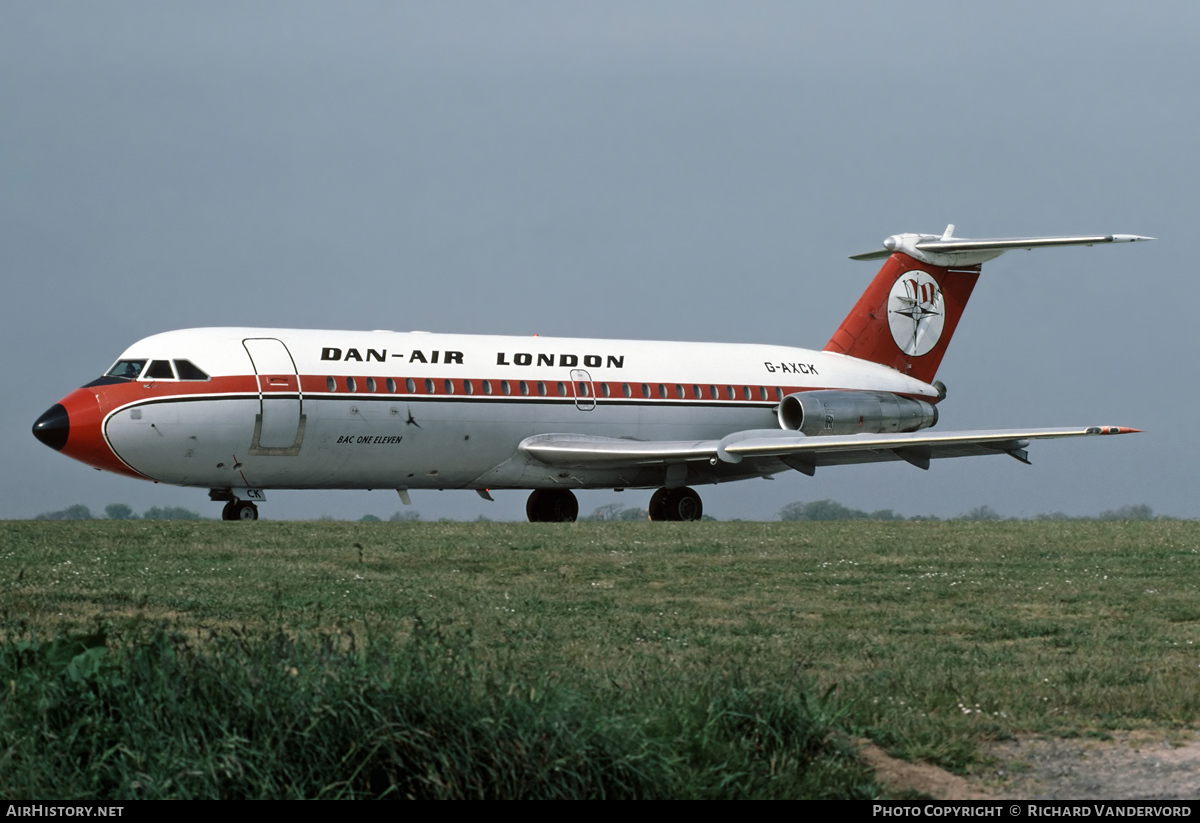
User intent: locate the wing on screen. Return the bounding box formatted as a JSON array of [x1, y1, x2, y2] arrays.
[[520, 426, 1139, 475]]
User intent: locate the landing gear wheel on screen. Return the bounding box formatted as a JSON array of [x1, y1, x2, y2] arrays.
[[229, 501, 259, 521], [221, 501, 236, 521], [526, 489, 579, 522], [648, 487, 703, 521], [672, 487, 703, 521], [648, 488, 670, 521]]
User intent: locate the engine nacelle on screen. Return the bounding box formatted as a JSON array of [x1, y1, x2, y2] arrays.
[[777, 390, 938, 436]]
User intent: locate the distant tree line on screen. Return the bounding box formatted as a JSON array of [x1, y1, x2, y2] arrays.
[[580, 503, 651, 522], [355, 511, 424, 522], [778, 500, 1168, 522], [34, 504, 204, 521], [579, 503, 718, 521]]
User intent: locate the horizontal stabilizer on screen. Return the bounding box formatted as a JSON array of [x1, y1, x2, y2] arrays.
[[847, 248, 893, 261], [851, 231, 1154, 267]]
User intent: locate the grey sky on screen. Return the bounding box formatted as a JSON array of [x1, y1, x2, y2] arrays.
[[4, 2, 1195, 521]]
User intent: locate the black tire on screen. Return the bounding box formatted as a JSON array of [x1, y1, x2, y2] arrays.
[[526, 489, 578, 522], [547, 489, 578, 522], [221, 501, 236, 521], [649, 487, 703, 521], [526, 490, 546, 522], [232, 501, 259, 521], [671, 487, 703, 521], [648, 488, 670, 521]]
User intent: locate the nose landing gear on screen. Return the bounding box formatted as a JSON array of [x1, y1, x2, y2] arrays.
[[221, 500, 259, 521], [211, 489, 261, 521], [648, 487, 703, 521], [526, 489, 579, 522]]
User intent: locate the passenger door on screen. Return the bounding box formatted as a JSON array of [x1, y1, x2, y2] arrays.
[[570, 369, 596, 411], [243, 338, 305, 454]]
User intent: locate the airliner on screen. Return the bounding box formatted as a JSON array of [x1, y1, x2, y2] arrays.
[[32, 228, 1151, 521]]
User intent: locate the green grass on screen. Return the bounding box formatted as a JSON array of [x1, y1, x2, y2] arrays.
[[0, 621, 874, 799], [1, 520, 1198, 796]]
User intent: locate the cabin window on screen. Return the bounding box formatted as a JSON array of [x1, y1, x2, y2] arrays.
[[578, 382, 590, 397], [444, 379, 454, 394], [464, 380, 474, 395], [519, 381, 529, 396], [601, 383, 611, 398], [693, 385, 702, 398], [347, 376, 358, 393], [622, 383, 632, 398], [710, 385, 719, 399], [326, 376, 336, 392], [174, 360, 209, 380], [537, 381, 547, 396], [675, 384, 684, 399], [386, 378, 397, 393], [425, 379, 435, 394], [482, 380, 493, 395], [502, 380, 512, 396], [775, 386, 783, 400], [406, 378, 416, 393], [557, 381, 566, 397], [366, 377, 377, 393], [759, 386, 768, 400], [106, 359, 147, 380], [146, 360, 175, 380], [726, 386, 735, 400], [641, 383, 650, 398]]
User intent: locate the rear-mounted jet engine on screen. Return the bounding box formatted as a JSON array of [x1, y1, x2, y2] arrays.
[[777, 390, 938, 436]]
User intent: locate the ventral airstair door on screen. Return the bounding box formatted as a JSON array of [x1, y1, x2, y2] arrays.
[[243, 338, 305, 455]]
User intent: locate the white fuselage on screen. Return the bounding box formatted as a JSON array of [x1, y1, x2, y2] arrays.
[[95, 328, 938, 492]]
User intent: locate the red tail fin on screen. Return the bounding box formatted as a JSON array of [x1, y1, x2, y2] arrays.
[[824, 253, 980, 384]]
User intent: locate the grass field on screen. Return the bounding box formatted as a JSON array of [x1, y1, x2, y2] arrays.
[[2, 520, 1198, 797]]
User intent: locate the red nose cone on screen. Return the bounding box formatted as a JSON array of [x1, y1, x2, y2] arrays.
[[41, 388, 146, 479]]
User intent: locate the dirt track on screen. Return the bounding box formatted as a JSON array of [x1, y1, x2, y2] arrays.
[[860, 732, 1200, 800]]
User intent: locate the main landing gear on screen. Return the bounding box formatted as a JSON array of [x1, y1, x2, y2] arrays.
[[648, 487, 703, 521], [523, 486, 704, 522], [221, 500, 259, 521], [526, 489, 579, 522]]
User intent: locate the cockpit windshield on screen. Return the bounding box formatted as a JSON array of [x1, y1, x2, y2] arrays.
[[174, 359, 209, 380], [86, 357, 209, 388], [105, 360, 147, 380], [145, 360, 175, 380]]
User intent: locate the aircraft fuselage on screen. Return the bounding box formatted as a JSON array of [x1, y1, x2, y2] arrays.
[[54, 327, 937, 493]]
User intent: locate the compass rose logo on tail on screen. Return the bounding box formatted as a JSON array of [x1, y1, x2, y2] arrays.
[[887, 271, 945, 356]]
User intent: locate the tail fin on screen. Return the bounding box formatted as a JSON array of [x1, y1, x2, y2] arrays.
[[824, 252, 979, 383], [824, 228, 1154, 384]]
